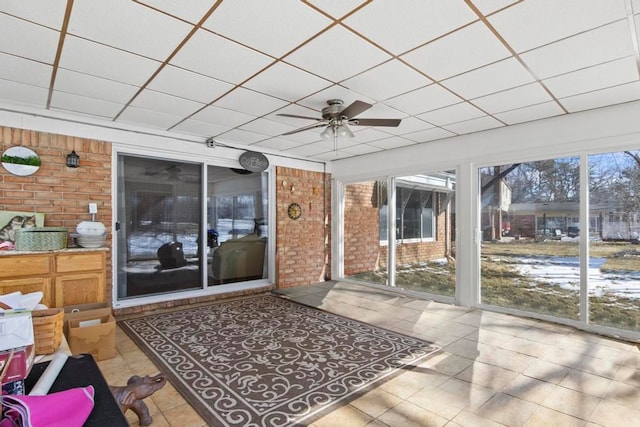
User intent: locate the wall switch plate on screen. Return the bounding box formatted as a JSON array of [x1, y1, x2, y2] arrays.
[[89, 203, 98, 214]]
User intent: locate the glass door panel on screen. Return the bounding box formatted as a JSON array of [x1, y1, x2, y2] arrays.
[[588, 150, 640, 332], [344, 180, 388, 285], [394, 172, 456, 296], [206, 166, 268, 285], [116, 155, 202, 299], [479, 157, 581, 320]]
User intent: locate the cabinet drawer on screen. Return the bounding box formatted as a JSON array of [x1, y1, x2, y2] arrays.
[[0, 255, 51, 278], [56, 252, 104, 273]]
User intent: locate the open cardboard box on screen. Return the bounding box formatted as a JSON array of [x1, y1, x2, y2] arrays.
[[63, 303, 116, 361]]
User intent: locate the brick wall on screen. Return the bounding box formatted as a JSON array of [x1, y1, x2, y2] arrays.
[[344, 181, 381, 275], [275, 166, 331, 288], [0, 126, 113, 301]]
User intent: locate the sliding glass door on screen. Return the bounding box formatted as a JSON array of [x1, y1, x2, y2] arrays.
[[115, 155, 269, 300]]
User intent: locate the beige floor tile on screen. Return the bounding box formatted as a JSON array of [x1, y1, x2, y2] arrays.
[[162, 403, 207, 427], [477, 392, 538, 427], [380, 369, 437, 399], [523, 359, 571, 384], [436, 378, 495, 411], [377, 401, 448, 427], [151, 382, 188, 411], [560, 369, 613, 398], [604, 380, 640, 407], [523, 406, 586, 427], [541, 385, 601, 420], [313, 404, 373, 427], [422, 353, 474, 377], [456, 361, 520, 391], [350, 387, 403, 418], [408, 385, 466, 420], [451, 410, 504, 427], [589, 399, 640, 427], [502, 373, 557, 405]]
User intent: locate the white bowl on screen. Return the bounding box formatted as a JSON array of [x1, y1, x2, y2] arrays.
[[76, 221, 106, 236]]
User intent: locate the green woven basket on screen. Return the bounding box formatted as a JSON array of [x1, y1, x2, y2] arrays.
[[15, 227, 68, 251]]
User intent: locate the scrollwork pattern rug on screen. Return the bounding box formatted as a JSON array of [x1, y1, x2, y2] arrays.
[[119, 295, 440, 426]]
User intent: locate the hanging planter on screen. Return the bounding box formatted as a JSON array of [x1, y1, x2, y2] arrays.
[[1, 146, 41, 176]]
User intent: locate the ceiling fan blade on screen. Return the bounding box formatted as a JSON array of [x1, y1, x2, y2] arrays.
[[350, 118, 402, 127], [340, 100, 372, 119], [281, 122, 328, 136], [276, 113, 322, 121]]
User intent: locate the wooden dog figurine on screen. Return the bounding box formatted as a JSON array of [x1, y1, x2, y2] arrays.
[[109, 373, 167, 426]]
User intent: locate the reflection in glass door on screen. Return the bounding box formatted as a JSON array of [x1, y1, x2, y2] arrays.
[[116, 155, 203, 299]]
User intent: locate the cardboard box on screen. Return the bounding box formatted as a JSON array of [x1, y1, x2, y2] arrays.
[[0, 345, 35, 384], [0, 311, 34, 352], [64, 307, 116, 361]]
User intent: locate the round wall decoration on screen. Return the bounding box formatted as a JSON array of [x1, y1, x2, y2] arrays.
[[1, 146, 41, 176], [287, 202, 302, 220], [239, 151, 269, 173]]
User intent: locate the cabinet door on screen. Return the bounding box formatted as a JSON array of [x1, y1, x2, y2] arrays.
[[0, 277, 53, 308], [54, 272, 105, 307]]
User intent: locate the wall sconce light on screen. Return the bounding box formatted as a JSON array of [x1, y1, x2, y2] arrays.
[[66, 150, 79, 168]]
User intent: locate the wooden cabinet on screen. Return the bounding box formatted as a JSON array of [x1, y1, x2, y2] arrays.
[[0, 250, 106, 308]]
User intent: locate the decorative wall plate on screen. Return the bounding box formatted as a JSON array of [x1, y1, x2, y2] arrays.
[[1, 146, 41, 176], [287, 202, 302, 220]]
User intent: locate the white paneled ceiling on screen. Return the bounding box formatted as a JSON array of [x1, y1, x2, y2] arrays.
[[1, 0, 640, 162]]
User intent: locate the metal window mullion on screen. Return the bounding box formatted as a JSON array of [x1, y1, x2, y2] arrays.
[[388, 177, 396, 287], [579, 155, 589, 324]]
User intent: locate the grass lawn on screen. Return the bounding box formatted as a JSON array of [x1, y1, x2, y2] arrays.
[[348, 239, 640, 332]]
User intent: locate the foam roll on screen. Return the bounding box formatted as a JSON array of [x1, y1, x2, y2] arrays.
[[29, 351, 69, 396]]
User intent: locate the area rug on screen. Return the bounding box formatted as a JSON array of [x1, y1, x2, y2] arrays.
[[118, 295, 440, 426]]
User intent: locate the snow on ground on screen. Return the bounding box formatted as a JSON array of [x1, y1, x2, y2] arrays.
[[503, 255, 640, 299]]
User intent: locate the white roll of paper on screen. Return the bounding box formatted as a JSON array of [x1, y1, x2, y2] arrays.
[[29, 351, 69, 396]]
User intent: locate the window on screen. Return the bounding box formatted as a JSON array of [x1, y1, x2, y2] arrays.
[[381, 186, 435, 241]]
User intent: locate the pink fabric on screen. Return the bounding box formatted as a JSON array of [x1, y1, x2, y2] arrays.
[[1, 386, 94, 427]]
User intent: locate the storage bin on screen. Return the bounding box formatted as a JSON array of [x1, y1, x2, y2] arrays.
[[15, 227, 68, 251], [32, 308, 64, 355]]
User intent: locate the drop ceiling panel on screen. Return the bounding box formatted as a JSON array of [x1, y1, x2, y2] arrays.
[[218, 129, 267, 145], [368, 137, 418, 150], [417, 102, 486, 126], [519, 21, 634, 79], [0, 80, 48, 107], [117, 106, 185, 130], [401, 21, 511, 81], [377, 117, 435, 136], [130, 89, 204, 117], [243, 63, 332, 102], [203, 0, 331, 58], [136, 0, 215, 24], [471, 0, 520, 16], [1, 0, 67, 29], [191, 105, 256, 129], [0, 53, 52, 88], [542, 57, 639, 99], [147, 65, 234, 104], [342, 60, 433, 102], [282, 141, 330, 157], [340, 143, 383, 156], [489, 0, 628, 53], [239, 118, 296, 137], [59, 36, 161, 86], [494, 101, 565, 125], [255, 138, 301, 151], [442, 115, 504, 134], [67, 0, 192, 60], [472, 83, 553, 114], [284, 25, 391, 83], [560, 81, 640, 113], [55, 69, 138, 104], [350, 128, 398, 143], [50, 91, 124, 118], [343, 0, 477, 55], [171, 119, 229, 138], [170, 29, 273, 85], [0, 14, 60, 63], [441, 58, 535, 100], [385, 85, 462, 115], [402, 127, 456, 143], [213, 87, 289, 117]]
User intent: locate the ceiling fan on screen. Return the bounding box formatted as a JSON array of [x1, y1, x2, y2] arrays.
[[277, 99, 401, 151]]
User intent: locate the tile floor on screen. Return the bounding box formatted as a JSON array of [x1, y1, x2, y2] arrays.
[[98, 281, 640, 426]]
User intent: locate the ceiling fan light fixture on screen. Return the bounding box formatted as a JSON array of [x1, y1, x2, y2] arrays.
[[320, 126, 334, 139]]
